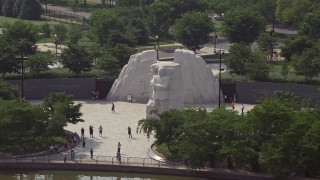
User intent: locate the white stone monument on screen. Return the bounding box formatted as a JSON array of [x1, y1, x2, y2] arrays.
[[107, 49, 220, 113], [146, 61, 184, 118]]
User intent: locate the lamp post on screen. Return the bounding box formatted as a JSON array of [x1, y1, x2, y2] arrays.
[[214, 34, 218, 53], [218, 49, 224, 108], [17, 40, 28, 99], [54, 34, 58, 57], [155, 35, 159, 60]]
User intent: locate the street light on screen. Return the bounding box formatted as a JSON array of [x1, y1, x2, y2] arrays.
[[213, 34, 218, 53], [218, 49, 224, 108], [17, 39, 28, 99], [155, 35, 159, 60], [54, 34, 58, 57]]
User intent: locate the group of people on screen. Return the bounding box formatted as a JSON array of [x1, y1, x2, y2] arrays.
[[91, 90, 100, 100]]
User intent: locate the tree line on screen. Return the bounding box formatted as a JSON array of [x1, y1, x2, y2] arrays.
[[0, 0, 42, 20], [137, 91, 320, 179], [0, 80, 83, 154]]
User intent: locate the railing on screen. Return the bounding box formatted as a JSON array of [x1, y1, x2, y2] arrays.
[[41, 9, 90, 26], [0, 153, 184, 169]]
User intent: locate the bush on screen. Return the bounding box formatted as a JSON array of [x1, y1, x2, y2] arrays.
[[19, 0, 42, 20], [41, 23, 51, 38]]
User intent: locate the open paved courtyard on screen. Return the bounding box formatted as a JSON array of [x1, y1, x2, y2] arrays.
[[59, 100, 255, 159]]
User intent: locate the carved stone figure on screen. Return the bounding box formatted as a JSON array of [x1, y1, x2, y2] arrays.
[[146, 61, 184, 118]]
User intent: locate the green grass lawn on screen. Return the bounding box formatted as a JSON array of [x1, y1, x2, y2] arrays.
[[0, 16, 60, 26]]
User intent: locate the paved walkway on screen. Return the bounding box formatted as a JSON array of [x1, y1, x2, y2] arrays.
[[49, 100, 255, 159]]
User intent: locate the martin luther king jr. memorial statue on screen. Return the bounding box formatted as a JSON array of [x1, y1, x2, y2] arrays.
[[107, 49, 220, 118]]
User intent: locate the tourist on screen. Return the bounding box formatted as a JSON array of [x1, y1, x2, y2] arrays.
[[111, 103, 116, 113], [241, 104, 244, 115], [90, 148, 93, 159], [117, 142, 121, 153], [70, 149, 75, 161], [81, 127, 84, 140], [98, 126, 103, 137], [64, 155, 67, 163], [89, 125, 94, 138], [127, 126, 132, 138], [83, 138, 86, 148]]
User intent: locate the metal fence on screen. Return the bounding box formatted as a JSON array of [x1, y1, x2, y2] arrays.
[[0, 153, 183, 169], [42, 9, 90, 26]]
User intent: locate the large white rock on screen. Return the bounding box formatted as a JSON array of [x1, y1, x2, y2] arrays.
[[107, 49, 220, 105], [174, 49, 220, 104], [107, 50, 157, 102]]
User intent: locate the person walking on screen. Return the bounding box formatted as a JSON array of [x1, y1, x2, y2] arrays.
[[127, 126, 132, 138], [117, 142, 121, 153], [81, 127, 84, 140], [82, 138, 86, 148], [70, 149, 75, 161], [89, 126, 94, 138], [98, 126, 103, 137], [241, 104, 244, 115], [111, 103, 116, 113], [90, 148, 93, 159]]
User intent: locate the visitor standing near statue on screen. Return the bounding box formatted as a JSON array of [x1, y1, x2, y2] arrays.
[[98, 125, 103, 137], [117, 142, 121, 153], [81, 127, 84, 140], [128, 126, 132, 138]]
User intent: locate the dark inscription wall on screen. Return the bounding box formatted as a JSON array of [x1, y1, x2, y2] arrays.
[[236, 82, 320, 105], [7, 78, 96, 99]]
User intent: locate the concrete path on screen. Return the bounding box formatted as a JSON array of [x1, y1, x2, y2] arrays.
[[58, 100, 255, 159]]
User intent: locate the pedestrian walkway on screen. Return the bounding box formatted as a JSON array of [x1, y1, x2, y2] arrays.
[[61, 100, 254, 160]]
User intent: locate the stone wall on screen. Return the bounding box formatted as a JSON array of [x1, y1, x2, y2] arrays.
[[236, 81, 320, 105], [6, 77, 96, 99]]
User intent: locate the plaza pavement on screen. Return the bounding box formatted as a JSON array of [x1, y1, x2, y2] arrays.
[[60, 100, 255, 159]]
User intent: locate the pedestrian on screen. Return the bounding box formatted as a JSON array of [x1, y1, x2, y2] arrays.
[[81, 127, 84, 140], [70, 149, 75, 161], [111, 103, 116, 113], [98, 126, 103, 137], [90, 148, 93, 159], [116, 151, 121, 163], [64, 143, 68, 151], [241, 104, 244, 115], [83, 138, 86, 148], [64, 155, 67, 163], [89, 125, 94, 138], [232, 100, 235, 110], [128, 126, 132, 138], [117, 142, 121, 153], [234, 94, 237, 103]]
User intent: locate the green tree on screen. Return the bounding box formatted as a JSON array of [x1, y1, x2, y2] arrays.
[[53, 24, 68, 44], [222, 7, 266, 44], [2, 0, 14, 17], [127, 18, 149, 45], [68, 0, 79, 12], [25, 52, 54, 75], [299, 11, 320, 40], [68, 24, 82, 45], [90, 9, 126, 45], [280, 35, 313, 61], [146, 1, 171, 37], [110, 44, 136, 67], [2, 21, 39, 54], [19, 0, 42, 20], [0, 80, 20, 100], [174, 11, 214, 52], [107, 31, 133, 47], [224, 43, 251, 77], [256, 32, 278, 60], [0, 39, 19, 78], [96, 53, 121, 77], [245, 51, 270, 80], [60, 45, 92, 75], [292, 48, 320, 80], [42, 92, 83, 124], [41, 23, 51, 38], [0, 0, 3, 15], [12, 0, 23, 17]]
